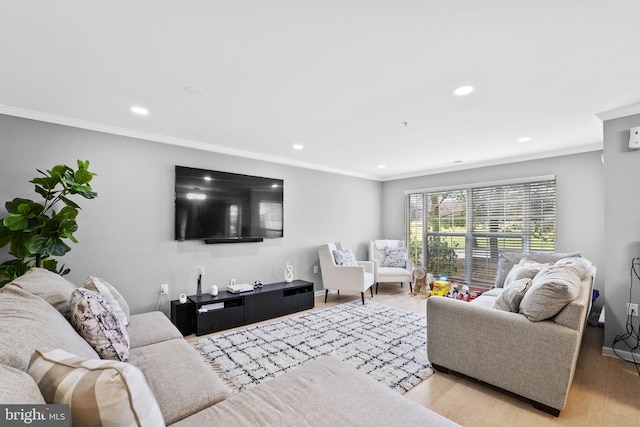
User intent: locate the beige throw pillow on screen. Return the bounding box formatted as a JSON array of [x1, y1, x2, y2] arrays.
[[9, 267, 78, 319], [519, 264, 582, 321], [28, 349, 165, 427], [492, 278, 531, 312], [85, 276, 130, 326], [70, 288, 130, 361]]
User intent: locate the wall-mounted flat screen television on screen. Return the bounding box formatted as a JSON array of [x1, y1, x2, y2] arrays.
[[175, 166, 283, 243]]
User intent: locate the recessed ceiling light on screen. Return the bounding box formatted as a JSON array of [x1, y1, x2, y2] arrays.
[[185, 86, 205, 95], [130, 106, 149, 116], [517, 137, 532, 142], [377, 164, 387, 169], [453, 86, 475, 96], [292, 144, 304, 150], [203, 176, 212, 181]]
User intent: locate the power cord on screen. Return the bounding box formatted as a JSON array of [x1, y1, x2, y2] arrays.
[[155, 291, 166, 311], [612, 257, 640, 376]]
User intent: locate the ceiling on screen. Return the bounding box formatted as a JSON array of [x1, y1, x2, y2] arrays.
[[1, 1, 639, 181]]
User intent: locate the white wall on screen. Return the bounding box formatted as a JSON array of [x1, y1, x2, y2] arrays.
[[0, 115, 382, 314], [602, 113, 640, 355], [380, 151, 606, 311]]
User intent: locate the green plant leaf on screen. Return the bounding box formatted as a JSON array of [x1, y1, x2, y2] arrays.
[[3, 214, 28, 231], [58, 195, 80, 210], [5, 198, 35, 214]]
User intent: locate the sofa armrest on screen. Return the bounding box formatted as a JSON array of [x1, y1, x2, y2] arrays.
[[427, 296, 581, 411]]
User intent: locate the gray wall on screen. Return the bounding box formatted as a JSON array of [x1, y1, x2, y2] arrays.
[[602, 113, 640, 356], [381, 151, 606, 312], [0, 115, 382, 314]]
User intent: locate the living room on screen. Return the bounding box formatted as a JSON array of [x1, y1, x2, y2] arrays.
[[1, 2, 640, 426]]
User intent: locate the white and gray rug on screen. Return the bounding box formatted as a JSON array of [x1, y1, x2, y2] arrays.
[[195, 300, 432, 394]]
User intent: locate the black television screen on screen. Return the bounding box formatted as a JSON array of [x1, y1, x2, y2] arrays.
[[175, 166, 283, 242]]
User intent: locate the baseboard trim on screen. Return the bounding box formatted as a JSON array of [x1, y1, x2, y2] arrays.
[[602, 346, 640, 363]]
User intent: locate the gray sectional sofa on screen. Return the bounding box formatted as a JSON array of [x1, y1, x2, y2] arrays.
[[426, 252, 595, 416], [1, 268, 458, 426]]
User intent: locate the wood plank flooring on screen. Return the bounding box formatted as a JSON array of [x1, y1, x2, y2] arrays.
[[187, 283, 640, 426]]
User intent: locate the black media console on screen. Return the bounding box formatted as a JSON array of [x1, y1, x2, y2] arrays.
[[170, 280, 314, 336]]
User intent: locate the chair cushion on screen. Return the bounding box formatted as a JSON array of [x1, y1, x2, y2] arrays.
[[333, 249, 358, 266], [69, 288, 130, 361], [28, 348, 165, 427]]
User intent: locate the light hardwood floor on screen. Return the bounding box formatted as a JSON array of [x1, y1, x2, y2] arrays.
[[187, 284, 640, 426]]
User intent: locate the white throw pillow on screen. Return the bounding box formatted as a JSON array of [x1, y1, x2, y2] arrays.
[[85, 276, 130, 326], [503, 260, 550, 288], [28, 349, 165, 427], [492, 278, 531, 312]]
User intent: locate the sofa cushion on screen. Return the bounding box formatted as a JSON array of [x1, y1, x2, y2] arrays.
[[0, 285, 99, 372], [519, 264, 582, 321], [170, 356, 459, 427], [85, 276, 130, 326], [382, 246, 407, 268], [492, 278, 531, 312], [494, 251, 581, 288], [70, 288, 130, 361], [9, 267, 77, 318], [0, 364, 46, 404], [127, 311, 183, 349], [128, 338, 230, 425], [333, 249, 358, 266], [28, 348, 165, 427]]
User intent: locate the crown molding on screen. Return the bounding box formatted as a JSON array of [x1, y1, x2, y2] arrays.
[[596, 102, 640, 121], [381, 142, 603, 181], [0, 106, 379, 181]]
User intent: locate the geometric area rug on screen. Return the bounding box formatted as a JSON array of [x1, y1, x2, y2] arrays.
[[194, 300, 433, 394]]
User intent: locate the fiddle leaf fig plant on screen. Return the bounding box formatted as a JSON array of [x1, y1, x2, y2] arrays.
[[0, 160, 97, 286]]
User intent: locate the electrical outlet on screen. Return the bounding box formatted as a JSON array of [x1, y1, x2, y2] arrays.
[[313, 265, 318, 274], [160, 284, 168, 295], [627, 303, 638, 317], [230, 278, 236, 286]]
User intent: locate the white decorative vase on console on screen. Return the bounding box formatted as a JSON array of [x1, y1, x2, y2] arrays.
[[284, 261, 293, 283], [210, 284, 219, 296]]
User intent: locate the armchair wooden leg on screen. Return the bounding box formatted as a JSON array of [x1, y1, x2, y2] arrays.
[[360, 292, 365, 305], [324, 289, 329, 303], [409, 282, 413, 293], [375, 282, 379, 295], [370, 287, 373, 297]]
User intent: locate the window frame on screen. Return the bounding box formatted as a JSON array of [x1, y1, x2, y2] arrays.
[[405, 175, 557, 285]]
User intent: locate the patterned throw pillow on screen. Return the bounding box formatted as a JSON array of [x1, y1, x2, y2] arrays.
[[70, 288, 130, 361], [28, 349, 165, 427], [85, 276, 130, 326], [333, 249, 358, 266], [382, 247, 407, 268]]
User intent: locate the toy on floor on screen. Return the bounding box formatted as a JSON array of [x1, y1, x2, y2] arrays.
[[410, 267, 434, 298], [457, 284, 470, 301], [429, 275, 448, 297]]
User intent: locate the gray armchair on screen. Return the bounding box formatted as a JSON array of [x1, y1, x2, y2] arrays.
[[318, 242, 375, 304]]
